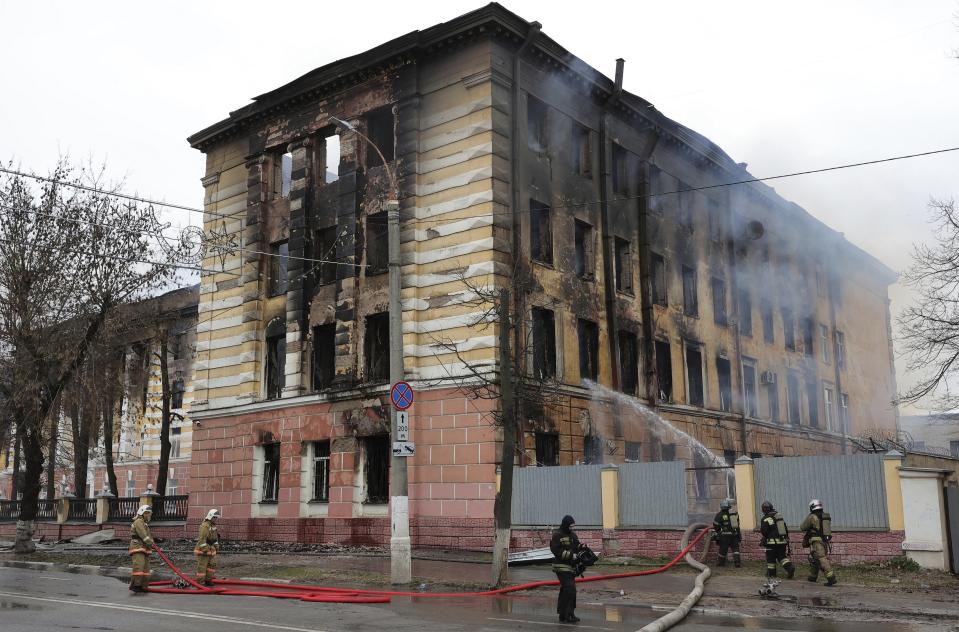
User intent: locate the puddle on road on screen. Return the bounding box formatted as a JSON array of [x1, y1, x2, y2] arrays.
[[0, 601, 37, 610]]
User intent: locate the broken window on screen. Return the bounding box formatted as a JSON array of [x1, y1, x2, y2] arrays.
[[823, 385, 835, 430], [655, 339, 673, 402], [527, 95, 548, 152], [269, 241, 289, 296], [648, 164, 664, 215], [802, 318, 814, 357], [678, 183, 693, 232], [574, 219, 594, 278], [612, 143, 629, 195], [708, 198, 722, 242], [717, 357, 732, 412], [262, 442, 280, 502], [615, 237, 632, 292], [761, 300, 775, 344], [652, 253, 667, 306], [711, 277, 727, 325], [171, 377, 184, 409], [820, 324, 831, 363], [366, 213, 388, 275], [583, 435, 603, 464], [311, 324, 336, 390], [365, 105, 395, 167], [682, 266, 698, 317], [738, 290, 752, 336], [782, 307, 796, 351], [835, 331, 846, 369], [573, 123, 591, 178], [661, 443, 676, 462], [323, 134, 340, 183], [531, 307, 557, 380], [765, 372, 780, 422], [312, 441, 330, 502], [530, 199, 553, 265], [265, 324, 286, 400], [625, 441, 642, 463], [314, 225, 338, 285], [685, 344, 705, 407], [618, 330, 638, 395], [173, 332, 185, 361], [535, 433, 559, 466], [272, 151, 292, 199], [743, 360, 758, 417], [806, 380, 819, 428], [363, 435, 390, 504], [694, 452, 708, 499], [786, 373, 801, 425], [364, 312, 389, 382], [577, 318, 599, 382]]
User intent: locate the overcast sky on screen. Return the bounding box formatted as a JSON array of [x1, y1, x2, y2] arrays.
[[1, 1, 957, 413]]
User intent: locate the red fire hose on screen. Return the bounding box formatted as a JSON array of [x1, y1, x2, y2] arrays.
[[147, 528, 710, 604]]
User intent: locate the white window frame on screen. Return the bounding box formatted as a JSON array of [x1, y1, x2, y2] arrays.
[[835, 331, 846, 368], [839, 392, 850, 433], [167, 467, 178, 496], [742, 357, 759, 418], [170, 427, 181, 459], [125, 471, 136, 498], [820, 324, 831, 364], [823, 384, 835, 431], [252, 444, 279, 518]]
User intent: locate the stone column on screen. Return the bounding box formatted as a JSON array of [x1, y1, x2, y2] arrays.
[[883, 450, 905, 531], [899, 467, 949, 569], [96, 488, 116, 525], [733, 456, 756, 530]]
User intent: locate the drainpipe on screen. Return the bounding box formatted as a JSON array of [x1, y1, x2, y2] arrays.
[[600, 59, 625, 391], [510, 22, 541, 465]]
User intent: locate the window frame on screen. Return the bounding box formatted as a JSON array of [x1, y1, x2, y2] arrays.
[[311, 440, 331, 502], [269, 241, 289, 296], [572, 122, 592, 178], [682, 265, 698, 317], [684, 341, 706, 408], [711, 277, 727, 326], [265, 330, 286, 400], [364, 312, 390, 383], [526, 95, 548, 153], [261, 442, 280, 503], [534, 432, 559, 467], [577, 318, 600, 382], [651, 252, 667, 306], [530, 199, 553, 265], [531, 307, 557, 380], [311, 323, 336, 390], [614, 237, 632, 293], [574, 219, 594, 279], [365, 213, 389, 275]]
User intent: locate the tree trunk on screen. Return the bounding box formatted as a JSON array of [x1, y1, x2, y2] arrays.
[[71, 399, 90, 498], [155, 334, 172, 495], [11, 425, 22, 500], [14, 428, 45, 554], [491, 288, 515, 588], [103, 391, 118, 496], [45, 402, 59, 500]]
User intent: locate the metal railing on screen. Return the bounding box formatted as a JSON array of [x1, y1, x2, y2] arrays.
[[68, 498, 97, 523], [152, 495, 188, 522], [108, 497, 140, 521], [0, 500, 20, 522], [36, 499, 57, 521]]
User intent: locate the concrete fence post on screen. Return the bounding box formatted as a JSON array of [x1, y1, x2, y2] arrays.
[[600, 464, 620, 529], [899, 467, 950, 569], [733, 456, 756, 530], [882, 450, 905, 531], [57, 494, 72, 525], [139, 484, 159, 509], [95, 488, 115, 525]]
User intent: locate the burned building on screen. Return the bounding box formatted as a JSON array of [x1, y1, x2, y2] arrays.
[[184, 3, 898, 539]]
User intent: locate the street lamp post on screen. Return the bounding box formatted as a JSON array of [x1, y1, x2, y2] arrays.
[[332, 116, 410, 584]]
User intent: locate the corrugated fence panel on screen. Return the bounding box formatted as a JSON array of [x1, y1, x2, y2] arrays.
[[511, 465, 604, 527], [753, 455, 888, 530], [619, 461, 688, 528]]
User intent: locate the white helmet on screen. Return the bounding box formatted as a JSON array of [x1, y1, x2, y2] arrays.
[[809, 499, 823, 512], [205, 509, 221, 521], [136, 505, 153, 517]]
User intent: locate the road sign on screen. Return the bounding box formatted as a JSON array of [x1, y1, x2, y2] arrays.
[[390, 381, 414, 410], [396, 411, 409, 441], [392, 441, 415, 457]]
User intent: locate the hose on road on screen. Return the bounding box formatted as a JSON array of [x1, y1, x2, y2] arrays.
[[636, 522, 712, 632], [148, 528, 710, 605]]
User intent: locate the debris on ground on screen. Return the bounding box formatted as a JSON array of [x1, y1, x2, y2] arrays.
[[69, 529, 117, 545]]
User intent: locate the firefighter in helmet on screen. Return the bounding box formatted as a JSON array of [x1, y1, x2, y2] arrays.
[[195, 508, 221, 586], [550, 515, 580, 624], [759, 500, 795, 579], [801, 499, 837, 586], [712, 498, 741, 567], [128, 505, 155, 593]]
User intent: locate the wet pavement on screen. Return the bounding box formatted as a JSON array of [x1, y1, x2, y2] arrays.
[[0, 564, 954, 631]]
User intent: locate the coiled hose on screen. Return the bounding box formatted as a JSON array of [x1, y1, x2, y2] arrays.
[[637, 522, 712, 632]]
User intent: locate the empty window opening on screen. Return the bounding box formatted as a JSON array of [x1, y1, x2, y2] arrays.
[[764, 372, 780, 422], [802, 318, 815, 358], [683, 266, 698, 317], [527, 96, 548, 152], [577, 319, 599, 382], [615, 237, 632, 292], [366, 213, 388, 275], [265, 328, 286, 400], [711, 277, 727, 325], [530, 199, 553, 265], [531, 307, 557, 380], [535, 432, 559, 466], [806, 380, 819, 428], [262, 442, 280, 502], [269, 241, 289, 296], [612, 143, 629, 195], [694, 452, 709, 499], [365, 106, 395, 167], [685, 344, 705, 407], [652, 253, 667, 306], [573, 123, 591, 178], [708, 199, 722, 242], [312, 324, 336, 390], [363, 435, 390, 504], [655, 339, 673, 402], [823, 386, 835, 431], [678, 183, 693, 232], [315, 225, 338, 285], [574, 220, 594, 278], [272, 151, 292, 199], [324, 135, 340, 183], [618, 330, 639, 396], [743, 360, 758, 418], [364, 312, 389, 382], [583, 435, 603, 464], [761, 300, 775, 344], [717, 357, 732, 413], [835, 331, 846, 368], [312, 441, 330, 502], [625, 441, 642, 463], [739, 290, 752, 336], [171, 377, 184, 409], [786, 372, 801, 425], [661, 443, 676, 462], [648, 165, 664, 214], [782, 308, 796, 351]]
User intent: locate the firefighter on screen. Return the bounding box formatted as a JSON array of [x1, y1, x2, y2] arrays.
[[128, 505, 154, 593], [712, 498, 741, 567], [801, 499, 837, 586], [550, 514, 581, 624], [195, 508, 220, 586], [759, 500, 795, 579]]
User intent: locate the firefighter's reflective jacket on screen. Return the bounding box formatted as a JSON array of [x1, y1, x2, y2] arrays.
[[194, 519, 219, 556], [713, 510, 741, 537], [550, 528, 580, 573], [800, 512, 832, 546], [760, 511, 788, 545], [129, 516, 154, 555]]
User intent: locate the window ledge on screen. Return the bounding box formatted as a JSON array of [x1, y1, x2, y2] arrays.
[[617, 290, 635, 298], [259, 500, 278, 505], [308, 499, 329, 505], [532, 260, 555, 270]]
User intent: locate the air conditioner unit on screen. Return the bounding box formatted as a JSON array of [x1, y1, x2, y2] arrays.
[[760, 371, 777, 384]]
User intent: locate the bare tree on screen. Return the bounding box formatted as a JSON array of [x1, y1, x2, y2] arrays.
[[0, 161, 185, 552]]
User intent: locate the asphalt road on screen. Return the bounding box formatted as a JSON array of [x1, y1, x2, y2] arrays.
[[0, 566, 942, 632]]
